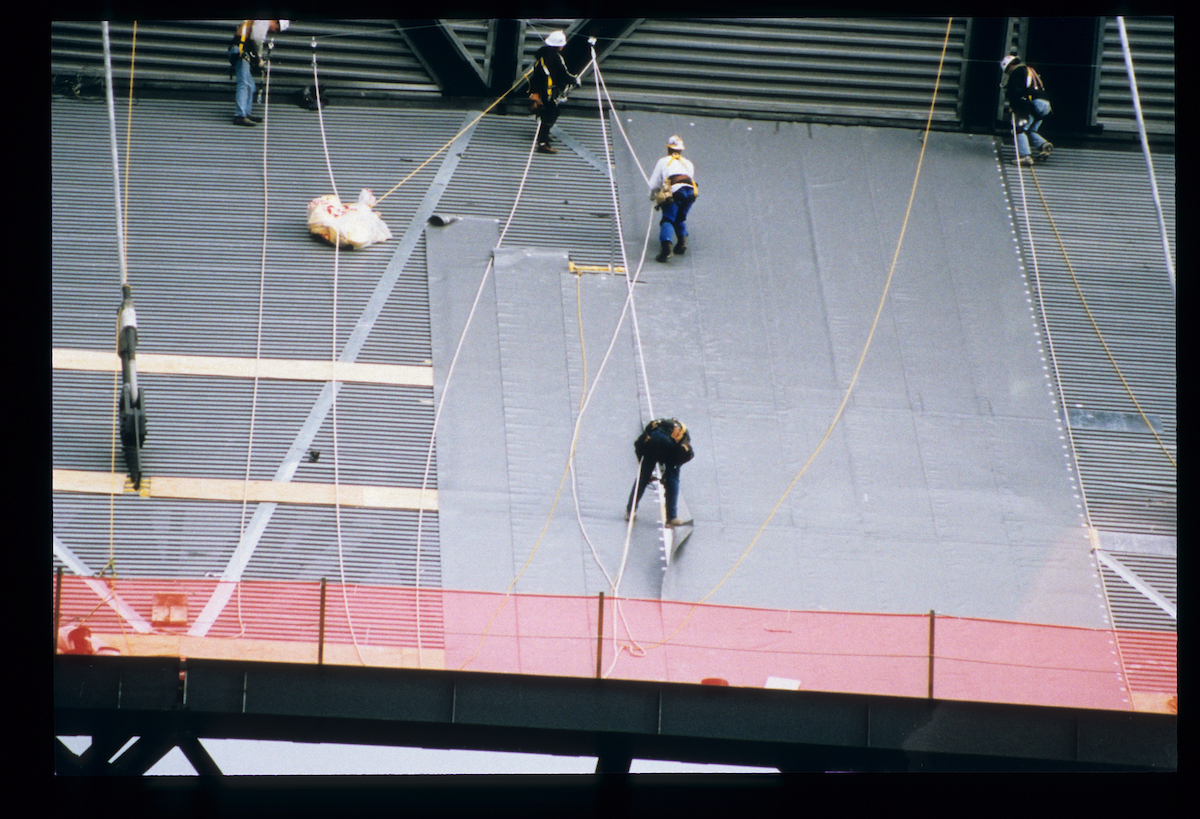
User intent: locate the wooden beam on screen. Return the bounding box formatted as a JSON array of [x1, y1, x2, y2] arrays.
[[53, 469, 438, 511], [53, 348, 433, 387]]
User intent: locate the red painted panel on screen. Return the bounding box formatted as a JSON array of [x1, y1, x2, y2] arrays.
[[53, 575, 1170, 712]]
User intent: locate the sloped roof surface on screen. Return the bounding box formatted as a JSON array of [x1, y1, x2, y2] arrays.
[[52, 24, 1174, 638]]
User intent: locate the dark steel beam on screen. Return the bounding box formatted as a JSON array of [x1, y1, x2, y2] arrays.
[[395, 20, 489, 98], [1025, 17, 1105, 134], [54, 655, 1176, 772], [961, 16, 1009, 132], [488, 19, 523, 95]]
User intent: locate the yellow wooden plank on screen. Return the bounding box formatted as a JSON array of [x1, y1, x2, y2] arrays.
[[53, 469, 437, 511], [82, 633, 447, 669], [52, 348, 432, 387]]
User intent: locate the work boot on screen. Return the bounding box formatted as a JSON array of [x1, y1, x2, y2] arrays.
[[1036, 142, 1053, 159], [233, 116, 257, 127], [656, 240, 673, 263], [536, 142, 557, 154], [667, 517, 684, 527], [1012, 156, 1034, 167], [674, 236, 687, 255], [624, 509, 634, 522]]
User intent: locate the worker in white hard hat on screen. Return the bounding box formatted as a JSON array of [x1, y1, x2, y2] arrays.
[[228, 20, 289, 126], [1000, 54, 1053, 165], [647, 135, 698, 262], [528, 30, 580, 154]]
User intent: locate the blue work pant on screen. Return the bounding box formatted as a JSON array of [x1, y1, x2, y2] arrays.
[[659, 187, 696, 244], [1015, 98, 1052, 157], [230, 48, 255, 118]]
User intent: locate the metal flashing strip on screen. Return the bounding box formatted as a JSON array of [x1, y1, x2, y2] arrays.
[[53, 469, 438, 512], [550, 123, 613, 178], [1068, 407, 1164, 436], [1095, 549, 1175, 620], [53, 348, 433, 387], [188, 111, 481, 638]]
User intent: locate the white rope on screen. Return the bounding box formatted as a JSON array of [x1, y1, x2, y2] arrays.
[[101, 22, 130, 288], [413, 128, 541, 640], [330, 232, 367, 665], [1008, 117, 1093, 529], [311, 39, 339, 199], [233, 53, 274, 640], [1116, 17, 1175, 294]]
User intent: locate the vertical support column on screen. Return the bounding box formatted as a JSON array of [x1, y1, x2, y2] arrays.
[[54, 566, 64, 653], [1025, 17, 1104, 134], [960, 16, 1010, 132], [596, 591, 605, 679], [318, 578, 327, 665], [928, 609, 936, 699]]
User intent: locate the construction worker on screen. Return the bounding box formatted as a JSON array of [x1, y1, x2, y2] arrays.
[[648, 136, 698, 262], [228, 20, 289, 126], [626, 418, 694, 527], [529, 30, 578, 154], [1001, 54, 1052, 165]]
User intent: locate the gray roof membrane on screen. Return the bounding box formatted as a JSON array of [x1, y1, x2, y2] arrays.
[[52, 94, 1153, 631], [426, 111, 1110, 628]]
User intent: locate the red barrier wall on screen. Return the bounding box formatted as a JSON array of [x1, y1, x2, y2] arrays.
[[53, 575, 1175, 713]]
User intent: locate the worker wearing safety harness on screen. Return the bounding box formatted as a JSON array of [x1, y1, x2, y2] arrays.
[[626, 418, 694, 527], [648, 136, 698, 262], [528, 30, 579, 154], [1001, 54, 1052, 165], [228, 19, 289, 127]]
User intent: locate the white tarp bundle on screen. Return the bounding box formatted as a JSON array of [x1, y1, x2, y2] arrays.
[[306, 189, 392, 249]]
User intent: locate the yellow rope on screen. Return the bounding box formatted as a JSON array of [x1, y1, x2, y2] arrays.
[[374, 68, 533, 208], [1028, 167, 1176, 468]]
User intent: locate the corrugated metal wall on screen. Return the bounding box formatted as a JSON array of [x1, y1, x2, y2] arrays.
[[51, 20, 440, 101], [576, 17, 967, 123], [51, 97, 451, 588], [1096, 16, 1174, 135], [52, 19, 971, 126], [1002, 149, 1175, 538]]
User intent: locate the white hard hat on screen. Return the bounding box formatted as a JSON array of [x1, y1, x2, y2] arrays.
[[1000, 55, 1018, 71], [667, 135, 685, 151], [279, 20, 290, 32], [546, 30, 566, 47]]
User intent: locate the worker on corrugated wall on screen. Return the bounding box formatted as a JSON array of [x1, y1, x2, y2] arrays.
[[228, 19, 289, 127], [648, 136, 698, 262], [528, 30, 579, 154], [1001, 54, 1053, 165]]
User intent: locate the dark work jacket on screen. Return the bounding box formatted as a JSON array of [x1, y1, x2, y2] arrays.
[[1002, 64, 1047, 118], [634, 419, 694, 468], [531, 45, 573, 101]]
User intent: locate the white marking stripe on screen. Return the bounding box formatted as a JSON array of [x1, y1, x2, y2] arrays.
[[53, 469, 438, 511], [53, 348, 433, 387]]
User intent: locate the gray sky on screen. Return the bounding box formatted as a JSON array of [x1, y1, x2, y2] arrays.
[[58, 736, 776, 775]]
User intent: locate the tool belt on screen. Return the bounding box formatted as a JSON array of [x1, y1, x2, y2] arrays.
[[668, 174, 693, 186]]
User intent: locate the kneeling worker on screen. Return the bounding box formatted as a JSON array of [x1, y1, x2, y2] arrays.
[[626, 418, 694, 526]]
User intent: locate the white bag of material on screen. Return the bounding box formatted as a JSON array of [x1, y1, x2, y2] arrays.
[[306, 189, 392, 249]]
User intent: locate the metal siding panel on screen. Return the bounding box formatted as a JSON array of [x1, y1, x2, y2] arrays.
[[1004, 149, 1175, 538], [53, 95, 448, 590], [582, 18, 966, 124], [51, 20, 440, 100], [1096, 17, 1175, 135]]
